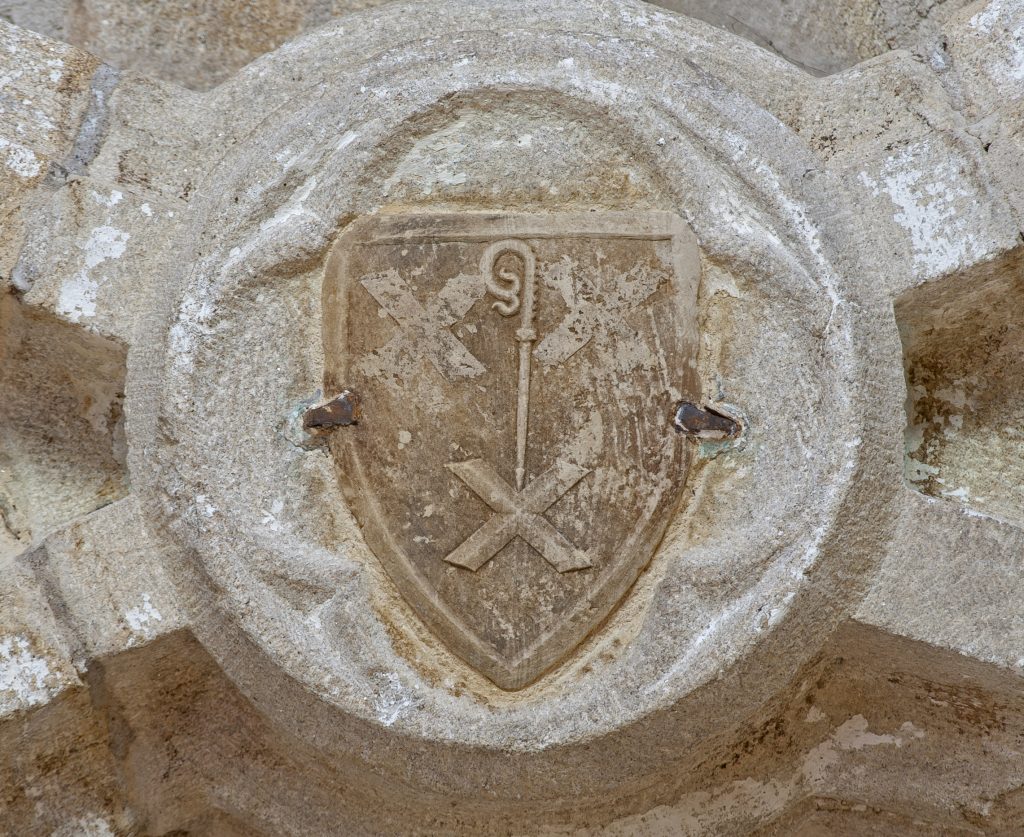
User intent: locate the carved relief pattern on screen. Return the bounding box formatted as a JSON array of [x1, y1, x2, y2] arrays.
[[324, 212, 701, 688]]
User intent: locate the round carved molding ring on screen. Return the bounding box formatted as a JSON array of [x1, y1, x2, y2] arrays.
[[127, 19, 902, 801]]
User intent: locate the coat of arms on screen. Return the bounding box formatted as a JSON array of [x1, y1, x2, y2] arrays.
[[322, 212, 700, 689]]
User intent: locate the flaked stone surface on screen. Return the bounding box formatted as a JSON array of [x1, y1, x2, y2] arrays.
[[0, 0, 1022, 834], [0, 0, 984, 89], [324, 211, 701, 689]]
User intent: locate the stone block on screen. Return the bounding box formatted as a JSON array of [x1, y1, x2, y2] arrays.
[[0, 21, 98, 284], [0, 1, 1022, 833], [16, 176, 183, 340]]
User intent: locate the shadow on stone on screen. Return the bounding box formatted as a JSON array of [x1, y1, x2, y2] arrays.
[[0, 293, 128, 552], [895, 246, 1024, 526]]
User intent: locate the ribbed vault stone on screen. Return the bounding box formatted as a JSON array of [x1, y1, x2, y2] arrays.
[[0, 1, 1022, 834], [897, 248, 1024, 526], [0, 0, 984, 88]]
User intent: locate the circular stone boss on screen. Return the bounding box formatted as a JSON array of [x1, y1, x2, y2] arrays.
[[130, 0, 903, 810]]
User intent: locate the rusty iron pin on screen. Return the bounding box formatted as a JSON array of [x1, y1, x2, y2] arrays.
[[302, 389, 360, 429], [673, 401, 740, 440]]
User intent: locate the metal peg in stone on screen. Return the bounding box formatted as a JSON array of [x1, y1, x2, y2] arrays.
[[302, 390, 360, 429], [673, 401, 740, 440]]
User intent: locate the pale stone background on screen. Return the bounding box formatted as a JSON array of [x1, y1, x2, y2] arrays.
[[1, 0, 1022, 834], [0, 0, 983, 87]]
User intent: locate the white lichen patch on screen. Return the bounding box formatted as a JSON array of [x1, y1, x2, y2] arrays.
[[0, 136, 42, 178], [196, 494, 217, 517], [905, 456, 940, 482], [970, 0, 1024, 83], [803, 715, 922, 784], [372, 672, 420, 727], [56, 225, 130, 323], [0, 67, 24, 89], [90, 189, 123, 208], [972, 1, 1004, 33], [805, 705, 827, 723], [56, 272, 100, 323], [859, 147, 987, 278], [0, 635, 65, 714], [45, 58, 64, 84], [261, 498, 285, 532], [899, 720, 926, 740], [51, 815, 116, 837], [92, 220, 128, 260], [904, 420, 926, 455], [123, 594, 163, 645], [831, 714, 903, 749], [169, 291, 216, 371]]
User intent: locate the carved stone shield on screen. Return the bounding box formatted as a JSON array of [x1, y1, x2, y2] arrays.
[[323, 212, 700, 689]]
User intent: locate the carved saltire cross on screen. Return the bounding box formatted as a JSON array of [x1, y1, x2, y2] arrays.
[[444, 457, 591, 572], [356, 269, 485, 380], [535, 259, 669, 367]]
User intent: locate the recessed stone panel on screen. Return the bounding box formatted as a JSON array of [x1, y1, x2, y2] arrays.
[[897, 248, 1024, 525], [0, 294, 127, 550]]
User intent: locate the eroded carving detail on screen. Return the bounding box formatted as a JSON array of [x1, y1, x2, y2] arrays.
[[480, 239, 538, 490], [323, 211, 701, 689], [445, 457, 591, 572], [357, 269, 485, 380]]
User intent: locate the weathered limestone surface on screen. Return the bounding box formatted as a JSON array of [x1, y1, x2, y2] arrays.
[[0, 0, 1022, 834], [0, 0, 399, 90], [0, 0, 993, 88]]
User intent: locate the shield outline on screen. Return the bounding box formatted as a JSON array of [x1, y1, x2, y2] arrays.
[[323, 211, 701, 690]]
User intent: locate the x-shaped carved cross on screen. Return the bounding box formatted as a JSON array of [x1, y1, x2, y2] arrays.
[[360, 269, 484, 380], [535, 262, 667, 367], [445, 458, 592, 573]]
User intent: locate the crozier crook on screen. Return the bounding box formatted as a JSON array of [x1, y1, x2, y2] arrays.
[[481, 239, 537, 490]]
